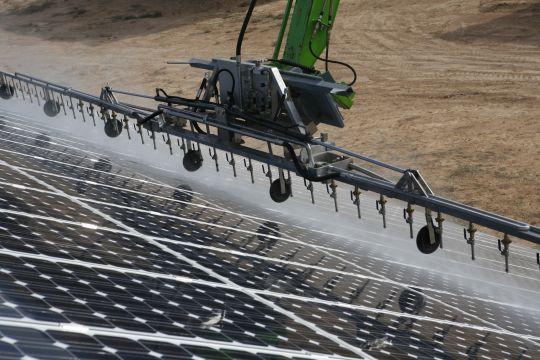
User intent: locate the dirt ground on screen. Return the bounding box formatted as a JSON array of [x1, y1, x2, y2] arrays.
[[0, 0, 538, 231]]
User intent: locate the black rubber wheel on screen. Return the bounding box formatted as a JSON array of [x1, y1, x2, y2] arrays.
[[43, 99, 60, 117], [416, 225, 441, 254], [183, 150, 203, 172], [34, 134, 50, 148], [0, 84, 14, 100], [93, 158, 112, 173], [269, 179, 291, 203], [104, 118, 123, 138]]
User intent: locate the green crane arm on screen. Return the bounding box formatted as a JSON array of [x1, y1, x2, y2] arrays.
[[274, 0, 340, 68], [272, 0, 355, 109]]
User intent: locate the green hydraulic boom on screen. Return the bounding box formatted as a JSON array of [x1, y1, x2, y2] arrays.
[[271, 0, 355, 109]]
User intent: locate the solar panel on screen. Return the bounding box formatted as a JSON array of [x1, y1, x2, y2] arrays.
[[0, 107, 538, 359]]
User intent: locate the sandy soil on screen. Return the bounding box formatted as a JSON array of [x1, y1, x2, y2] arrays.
[[0, 0, 538, 231]]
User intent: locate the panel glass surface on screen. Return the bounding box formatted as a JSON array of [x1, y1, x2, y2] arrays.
[[0, 109, 538, 360]]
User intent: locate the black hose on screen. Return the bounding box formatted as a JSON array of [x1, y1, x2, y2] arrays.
[[283, 142, 340, 182], [155, 88, 217, 108], [190, 78, 209, 135], [236, 0, 258, 59], [153, 88, 311, 142], [226, 107, 311, 142], [214, 68, 236, 106], [191, 121, 206, 134], [138, 110, 163, 126], [309, 41, 357, 86]]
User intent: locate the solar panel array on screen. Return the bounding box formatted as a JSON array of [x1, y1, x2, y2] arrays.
[[0, 107, 538, 360]]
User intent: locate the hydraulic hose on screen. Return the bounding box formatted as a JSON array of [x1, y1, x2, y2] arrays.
[[309, 41, 357, 86], [306, 0, 357, 86], [214, 68, 236, 106], [137, 110, 163, 126], [236, 0, 258, 60]]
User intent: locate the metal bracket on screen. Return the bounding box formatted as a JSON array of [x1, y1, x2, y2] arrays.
[[262, 164, 273, 185], [243, 158, 254, 183], [464, 222, 477, 260], [395, 170, 434, 197], [403, 203, 414, 239], [498, 234, 511, 273], [376, 195, 387, 228], [304, 178, 315, 204], [326, 179, 338, 212], [208, 148, 219, 172], [425, 209, 437, 245], [435, 212, 444, 249], [163, 133, 173, 155], [123, 116, 131, 140], [350, 186, 361, 218], [226, 153, 237, 177], [100, 86, 119, 104]]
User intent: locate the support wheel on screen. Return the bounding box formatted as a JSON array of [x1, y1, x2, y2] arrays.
[[269, 179, 291, 203], [0, 84, 14, 100], [104, 118, 123, 138], [43, 100, 60, 117], [416, 225, 441, 254], [183, 150, 203, 172]]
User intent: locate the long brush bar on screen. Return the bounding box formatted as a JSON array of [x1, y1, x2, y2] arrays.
[[1, 69, 538, 272]]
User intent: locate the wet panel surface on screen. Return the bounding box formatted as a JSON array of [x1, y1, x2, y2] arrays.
[[0, 108, 538, 359]]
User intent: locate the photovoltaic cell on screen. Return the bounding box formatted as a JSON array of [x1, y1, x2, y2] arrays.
[[0, 108, 538, 359]]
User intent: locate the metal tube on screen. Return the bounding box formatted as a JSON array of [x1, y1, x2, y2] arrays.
[[311, 139, 406, 173], [14, 73, 71, 90], [110, 88, 154, 100], [336, 171, 538, 243]]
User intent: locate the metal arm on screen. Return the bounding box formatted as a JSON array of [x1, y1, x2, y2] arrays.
[[274, 0, 341, 69], [271, 0, 356, 109]]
